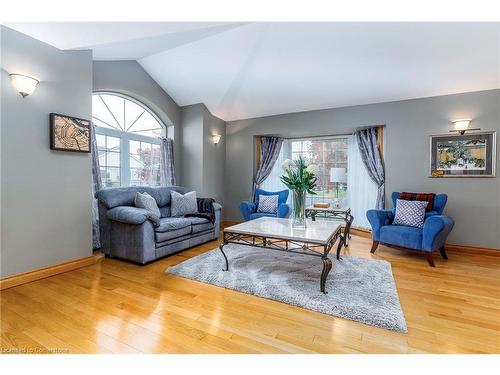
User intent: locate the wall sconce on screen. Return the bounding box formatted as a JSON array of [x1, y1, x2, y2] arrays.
[[10, 73, 40, 98], [450, 118, 480, 135], [212, 134, 221, 145]]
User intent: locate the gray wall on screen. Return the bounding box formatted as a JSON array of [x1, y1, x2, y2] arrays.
[[92, 61, 182, 181], [226, 89, 500, 249], [1, 26, 93, 277], [202, 106, 226, 204], [181, 104, 204, 194], [180, 103, 226, 207]]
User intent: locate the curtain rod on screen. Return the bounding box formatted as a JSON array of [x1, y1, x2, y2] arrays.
[[285, 133, 353, 140], [256, 125, 385, 141]]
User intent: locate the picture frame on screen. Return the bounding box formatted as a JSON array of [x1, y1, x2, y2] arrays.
[[50, 113, 91, 153], [429, 131, 496, 178]]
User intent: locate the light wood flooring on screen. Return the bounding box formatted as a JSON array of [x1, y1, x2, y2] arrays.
[[1, 230, 499, 354]]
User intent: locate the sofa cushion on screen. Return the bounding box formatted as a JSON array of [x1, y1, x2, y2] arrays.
[[188, 217, 214, 234], [155, 226, 192, 243], [171, 191, 198, 217], [96, 186, 186, 209], [159, 206, 171, 218], [155, 217, 191, 232], [134, 192, 161, 220], [380, 225, 422, 250]]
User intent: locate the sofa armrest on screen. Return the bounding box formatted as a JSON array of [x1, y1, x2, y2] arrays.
[[240, 201, 256, 221], [213, 202, 222, 212], [277, 203, 290, 218], [107, 206, 160, 227], [422, 215, 454, 251], [366, 209, 394, 240]]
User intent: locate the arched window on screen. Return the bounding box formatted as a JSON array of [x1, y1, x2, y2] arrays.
[[92, 92, 169, 187]]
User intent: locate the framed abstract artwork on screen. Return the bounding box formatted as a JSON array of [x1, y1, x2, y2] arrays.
[[429, 131, 496, 177], [50, 113, 91, 153]]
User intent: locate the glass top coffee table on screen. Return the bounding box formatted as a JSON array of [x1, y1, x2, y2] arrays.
[[219, 217, 345, 293]]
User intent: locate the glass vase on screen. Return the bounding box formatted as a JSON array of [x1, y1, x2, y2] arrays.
[[292, 189, 307, 228]]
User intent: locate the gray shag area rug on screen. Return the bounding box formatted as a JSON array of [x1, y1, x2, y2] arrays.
[[166, 244, 407, 332]]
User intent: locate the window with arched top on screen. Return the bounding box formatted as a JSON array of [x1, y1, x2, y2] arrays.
[[92, 92, 170, 187]]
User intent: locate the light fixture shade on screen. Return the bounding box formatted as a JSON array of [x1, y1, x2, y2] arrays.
[[452, 119, 471, 132], [330, 167, 347, 183], [10, 73, 40, 97], [212, 134, 221, 145]]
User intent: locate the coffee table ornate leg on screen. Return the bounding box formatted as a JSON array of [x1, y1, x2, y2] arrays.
[[320, 256, 332, 294], [336, 235, 345, 260], [219, 243, 229, 271]]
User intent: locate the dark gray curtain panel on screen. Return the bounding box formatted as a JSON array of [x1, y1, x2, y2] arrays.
[[355, 127, 385, 209], [91, 122, 102, 249], [252, 136, 284, 199], [160, 137, 176, 186]]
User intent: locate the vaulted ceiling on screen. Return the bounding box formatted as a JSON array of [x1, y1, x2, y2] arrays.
[[5, 22, 500, 121]]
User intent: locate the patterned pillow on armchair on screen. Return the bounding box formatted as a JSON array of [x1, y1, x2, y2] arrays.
[[392, 199, 428, 228], [256, 195, 279, 213]]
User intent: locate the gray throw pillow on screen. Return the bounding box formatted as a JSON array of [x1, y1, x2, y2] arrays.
[[392, 199, 428, 228], [171, 190, 198, 217], [257, 194, 279, 213], [134, 192, 161, 221]]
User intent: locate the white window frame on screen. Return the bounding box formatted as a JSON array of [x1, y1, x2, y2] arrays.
[[260, 135, 349, 207], [93, 91, 167, 187]]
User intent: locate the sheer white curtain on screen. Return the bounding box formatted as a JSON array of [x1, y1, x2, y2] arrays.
[[347, 135, 378, 229], [259, 143, 291, 203]]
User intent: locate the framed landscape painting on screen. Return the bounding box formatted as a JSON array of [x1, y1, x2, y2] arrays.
[[429, 131, 496, 177], [50, 113, 91, 153]]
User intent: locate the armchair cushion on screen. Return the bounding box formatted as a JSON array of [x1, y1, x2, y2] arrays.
[[380, 225, 423, 251], [391, 192, 448, 215], [399, 192, 436, 211], [392, 199, 428, 228], [256, 194, 279, 213], [107, 206, 160, 227]]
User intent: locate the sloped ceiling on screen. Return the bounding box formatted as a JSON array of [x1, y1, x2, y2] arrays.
[[5, 22, 500, 121]]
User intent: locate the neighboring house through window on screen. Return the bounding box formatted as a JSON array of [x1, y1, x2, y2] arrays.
[[92, 92, 172, 187]]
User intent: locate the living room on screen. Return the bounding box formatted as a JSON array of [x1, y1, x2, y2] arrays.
[[1, 1, 499, 371]]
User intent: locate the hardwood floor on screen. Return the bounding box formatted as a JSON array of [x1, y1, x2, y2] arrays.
[[1, 231, 499, 354]]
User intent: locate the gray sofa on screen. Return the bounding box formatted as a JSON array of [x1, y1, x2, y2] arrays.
[[95, 186, 221, 264]]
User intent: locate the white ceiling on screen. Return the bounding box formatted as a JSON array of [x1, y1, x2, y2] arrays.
[[5, 22, 500, 121]]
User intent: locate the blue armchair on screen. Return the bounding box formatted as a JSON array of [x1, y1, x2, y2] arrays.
[[240, 188, 290, 221], [366, 192, 454, 267]]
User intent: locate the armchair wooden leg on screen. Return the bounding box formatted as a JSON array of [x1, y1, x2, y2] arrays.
[[425, 252, 435, 267], [439, 246, 448, 260], [370, 241, 379, 254]]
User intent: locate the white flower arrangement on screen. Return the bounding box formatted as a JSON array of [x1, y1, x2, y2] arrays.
[[306, 164, 319, 175]]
